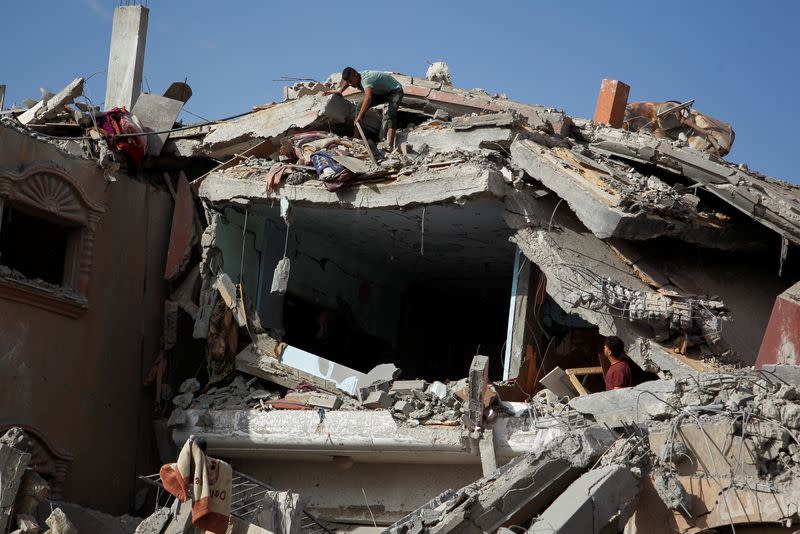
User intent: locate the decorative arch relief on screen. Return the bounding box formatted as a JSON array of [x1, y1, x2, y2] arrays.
[[0, 167, 106, 316]]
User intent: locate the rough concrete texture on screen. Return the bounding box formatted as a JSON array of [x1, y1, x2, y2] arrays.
[[398, 124, 516, 153], [131, 93, 184, 155], [39, 501, 141, 534], [510, 139, 742, 248], [43, 507, 77, 534], [649, 418, 759, 479], [18, 78, 84, 126], [528, 465, 639, 533], [133, 506, 171, 534], [568, 379, 678, 426], [652, 472, 692, 514], [104, 6, 148, 110], [255, 490, 304, 534], [577, 122, 800, 246], [759, 364, 800, 387], [201, 94, 376, 154], [510, 224, 697, 377], [200, 161, 506, 211], [386, 427, 617, 533], [0, 444, 30, 534]]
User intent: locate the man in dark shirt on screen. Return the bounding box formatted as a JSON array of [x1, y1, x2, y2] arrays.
[[603, 336, 633, 390]]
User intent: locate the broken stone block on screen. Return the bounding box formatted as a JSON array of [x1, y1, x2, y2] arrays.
[[0, 444, 31, 534], [362, 391, 392, 410], [393, 401, 414, 416], [254, 490, 304, 534], [14, 469, 49, 521], [284, 392, 343, 410], [529, 465, 640, 533], [777, 385, 798, 400], [358, 379, 393, 403], [568, 380, 677, 426], [781, 403, 800, 429], [0, 428, 30, 452], [167, 408, 187, 427], [409, 408, 432, 420], [43, 508, 77, 534], [134, 506, 171, 534], [390, 427, 617, 534], [172, 392, 194, 409], [391, 380, 427, 395], [653, 472, 691, 515], [426, 381, 447, 400], [178, 378, 201, 394]]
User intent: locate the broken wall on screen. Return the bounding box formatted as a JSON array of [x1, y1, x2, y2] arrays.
[[234, 459, 482, 525], [0, 125, 172, 514]]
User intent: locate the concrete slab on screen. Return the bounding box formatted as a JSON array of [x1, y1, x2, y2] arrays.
[[201, 94, 379, 156], [200, 162, 507, 211], [403, 427, 618, 534], [568, 380, 678, 426], [18, 78, 84, 125], [529, 465, 639, 533], [131, 93, 184, 155], [400, 125, 515, 153]]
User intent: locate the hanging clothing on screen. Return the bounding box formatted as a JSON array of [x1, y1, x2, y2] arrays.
[[94, 107, 148, 171], [160, 438, 232, 534]]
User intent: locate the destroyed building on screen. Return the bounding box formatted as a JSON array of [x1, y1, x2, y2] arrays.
[[2, 4, 800, 533]]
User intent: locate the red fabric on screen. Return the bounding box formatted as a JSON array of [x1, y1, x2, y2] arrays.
[[605, 360, 632, 390]]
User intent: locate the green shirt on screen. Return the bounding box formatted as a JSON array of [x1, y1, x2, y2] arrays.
[[358, 70, 402, 95]]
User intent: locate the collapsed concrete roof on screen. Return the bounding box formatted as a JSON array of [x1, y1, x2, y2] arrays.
[[180, 72, 799, 377]]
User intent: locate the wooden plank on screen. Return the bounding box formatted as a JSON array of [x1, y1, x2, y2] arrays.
[[564, 366, 603, 376], [355, 122, 377, 165], [566, 373, 589, 396], [565, 366, 603, 397]]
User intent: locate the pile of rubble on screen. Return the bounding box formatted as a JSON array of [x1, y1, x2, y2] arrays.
[[0, 427, 140, 534], [377, 364, 800, 533]]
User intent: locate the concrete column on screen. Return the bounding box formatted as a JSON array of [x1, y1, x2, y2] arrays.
[[593, 79, 630, 128], [104, 6, 149, 110], [468, 355, 490, 429]]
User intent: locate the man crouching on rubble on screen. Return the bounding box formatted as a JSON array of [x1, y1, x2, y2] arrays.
[[603, 336, 633, 390], [327, 67, 404, 149]]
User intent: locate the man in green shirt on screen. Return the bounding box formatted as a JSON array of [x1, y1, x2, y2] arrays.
[[328, 67, 404, 149]]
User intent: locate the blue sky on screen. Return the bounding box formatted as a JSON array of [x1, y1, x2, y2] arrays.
[[3, 1, 798, 183]]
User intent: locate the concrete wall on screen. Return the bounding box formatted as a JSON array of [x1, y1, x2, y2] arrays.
[[234, 458, 482, 525], [0, 126, 172, 514], [211, 208, 405, 349]]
